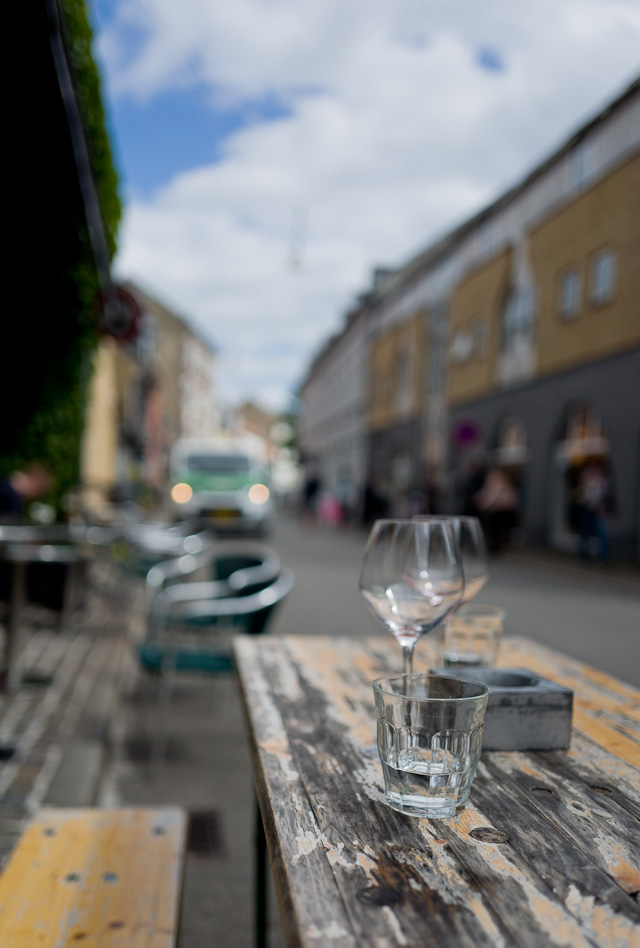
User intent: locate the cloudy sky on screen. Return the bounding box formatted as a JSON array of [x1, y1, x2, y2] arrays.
[[91, 0, 640, 412]]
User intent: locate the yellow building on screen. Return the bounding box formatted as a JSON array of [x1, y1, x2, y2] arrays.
[[300, 77, 640, 555], [81, 283, 217, 512]]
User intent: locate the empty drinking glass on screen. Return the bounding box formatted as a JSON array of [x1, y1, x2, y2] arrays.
[[372, 673, 490, 818]]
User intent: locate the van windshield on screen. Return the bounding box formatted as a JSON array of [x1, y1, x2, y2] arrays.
[[185, 454, 251, 474]]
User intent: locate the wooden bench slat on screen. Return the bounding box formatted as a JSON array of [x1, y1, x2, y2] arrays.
[[0, 807, 186, 946]]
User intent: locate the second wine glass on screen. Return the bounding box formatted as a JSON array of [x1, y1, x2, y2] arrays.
[[417, 515, 489, 604], [359, 519, 465, 675]]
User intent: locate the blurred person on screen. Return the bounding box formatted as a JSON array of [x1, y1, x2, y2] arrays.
[[473, 466, 519, 554], [301, 467, 322, 527], [361, 477, 390, 526], [318, 491, 343, 527], [402, 488, 426, 518], [0, 462, 55, 524], [403, 475, 439, 518], [576, 457, 614, 565], [426, 476, 441, 516], [0, 461, 55, 758], [335, 472, 357, 529], [462, 458, 487, 517], [0, 461, 67, 611]]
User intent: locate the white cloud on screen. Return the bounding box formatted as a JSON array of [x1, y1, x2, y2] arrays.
[[101, 0, 640, 411]]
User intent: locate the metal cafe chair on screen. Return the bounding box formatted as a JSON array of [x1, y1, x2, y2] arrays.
[[145, 543, 282, 630], [137, 567, 296, 768]]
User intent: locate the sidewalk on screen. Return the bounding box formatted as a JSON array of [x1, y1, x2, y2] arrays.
[[0, 557, 284, 948], [0, 558, 132, 860]]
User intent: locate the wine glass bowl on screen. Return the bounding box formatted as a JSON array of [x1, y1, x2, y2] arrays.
[[359, 519, 465, 675], [451, 516, 489, 604]]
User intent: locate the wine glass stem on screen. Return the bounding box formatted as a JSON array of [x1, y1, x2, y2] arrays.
[[402, 644, 415, 677]]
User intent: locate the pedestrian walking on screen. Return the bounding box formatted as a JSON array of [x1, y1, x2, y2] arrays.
[[576, 457, 614, 564]]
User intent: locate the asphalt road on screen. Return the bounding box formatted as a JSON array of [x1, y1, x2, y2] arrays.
[[268, 511, 640, 688]]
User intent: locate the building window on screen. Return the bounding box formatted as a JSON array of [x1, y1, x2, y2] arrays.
[[556, 268, 581, 320], [568, 140, 593, 194], [395, 341, 413, 415], [428, 308, 446, 395], [471, 317, 488, 358], [479, 219, 498, 258], [449, 329, 473, 364], [589, 248, 616, 306], [501, 285, 535, 350]]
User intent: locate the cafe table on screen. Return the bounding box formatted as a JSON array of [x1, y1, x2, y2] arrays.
[[0, 540, 88, 691], [233, 634, 640, 948]]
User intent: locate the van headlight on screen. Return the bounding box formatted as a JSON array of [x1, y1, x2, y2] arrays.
[[248, 484, 270, 505], [171, 483, 193, 504]]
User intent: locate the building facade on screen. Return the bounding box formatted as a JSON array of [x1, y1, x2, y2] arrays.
[[300, 76, 640, 559], [299, 302, 369, 519], [81, 282, 218, 507]]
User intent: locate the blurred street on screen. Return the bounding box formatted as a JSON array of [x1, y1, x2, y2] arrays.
[[0, 511, 638, 948], [269, 513, 640, 688]]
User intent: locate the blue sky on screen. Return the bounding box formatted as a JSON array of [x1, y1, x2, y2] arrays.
[[104, 84, 294, 201], [91, 0, 640, 411], [92, 0, 295, 201]]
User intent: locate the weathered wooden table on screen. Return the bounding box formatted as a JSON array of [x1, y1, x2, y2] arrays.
[[234, 634, 640, 948]]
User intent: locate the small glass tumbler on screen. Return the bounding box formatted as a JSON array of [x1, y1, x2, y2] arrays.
[[439, 604, 505, 669], [372, 673, 490, 819]]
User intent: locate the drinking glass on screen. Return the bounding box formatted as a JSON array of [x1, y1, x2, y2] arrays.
[[372, 673, 490, 818], [438, 603, 505, 668], [359, 519, 465, 675]]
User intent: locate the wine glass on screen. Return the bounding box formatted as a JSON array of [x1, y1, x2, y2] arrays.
[[416, 516, 489, 604], [359, 519, 465, 676], [415, 515, 492, 667]]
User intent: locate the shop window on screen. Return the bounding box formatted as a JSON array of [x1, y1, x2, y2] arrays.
[[565, 403, 605, 455], [553, 402, 610, 541], [494, 416, 529, 466], [589, 248, 616, 306], [556, 268, 581, 320]]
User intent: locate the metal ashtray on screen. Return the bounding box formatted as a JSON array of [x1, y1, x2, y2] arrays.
[[429, 667, 574, 751]]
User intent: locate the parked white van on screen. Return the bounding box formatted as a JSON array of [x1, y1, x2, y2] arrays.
[[169, 436, 274, 536]]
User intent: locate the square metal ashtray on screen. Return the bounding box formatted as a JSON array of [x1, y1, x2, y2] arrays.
[[429, 667, 574, 751]]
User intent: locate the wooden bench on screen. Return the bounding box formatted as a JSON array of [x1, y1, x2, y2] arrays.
[[0, 807, 187, 945]]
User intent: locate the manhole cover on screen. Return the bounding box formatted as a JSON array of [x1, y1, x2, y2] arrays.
[[187, 810, 224, 855]]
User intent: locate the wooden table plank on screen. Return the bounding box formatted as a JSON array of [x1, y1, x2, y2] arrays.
[[235, 635, 640, 948]]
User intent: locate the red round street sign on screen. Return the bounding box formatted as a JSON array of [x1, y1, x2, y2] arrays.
[[96, 284, 141, 343]]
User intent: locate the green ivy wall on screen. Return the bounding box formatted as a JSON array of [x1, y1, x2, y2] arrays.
[[3, 0, 121, 514]]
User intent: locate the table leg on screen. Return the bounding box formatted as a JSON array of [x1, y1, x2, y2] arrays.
[[255, 794, 268, 948], [5, 562, 26, 692]]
